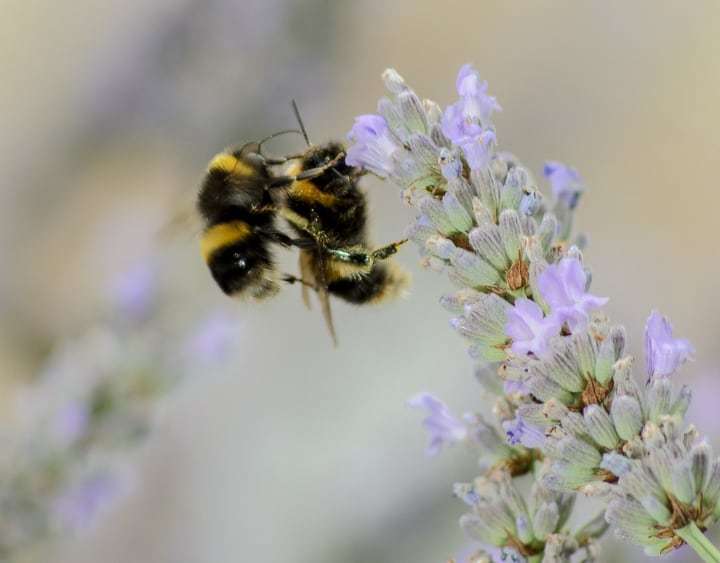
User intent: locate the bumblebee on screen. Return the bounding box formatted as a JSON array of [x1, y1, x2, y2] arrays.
[[197, 138, 298, 300], [196, 134, 347, 302], [269, 113, 410, 344], [197, 107, 409, 345]]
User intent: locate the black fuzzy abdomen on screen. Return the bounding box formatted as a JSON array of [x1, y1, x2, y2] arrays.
[[327, 263, 390, 304]]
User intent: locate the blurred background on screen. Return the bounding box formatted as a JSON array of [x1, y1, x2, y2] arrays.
[[3, 1, 720, 561]]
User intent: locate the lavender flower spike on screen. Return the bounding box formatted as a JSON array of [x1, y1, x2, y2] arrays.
[[350, 65, 720, 561]]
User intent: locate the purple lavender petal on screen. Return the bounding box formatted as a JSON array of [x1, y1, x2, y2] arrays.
[[543, 161, 585, 209], [644, 309, 695, 378], [346, 114, 397, 177], [537, 258, 608, 331], [455, 64, 501, 123], [503, 418, 546, 449], [504, 298, 561, 357], [408, 393, 467, 456], [53, 473, 129, 532], [459, 130, 496, 170]]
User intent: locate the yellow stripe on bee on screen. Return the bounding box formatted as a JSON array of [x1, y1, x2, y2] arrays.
[[207, 153, 255, 177], [290, 179, 338, 208], [324, 256, 372, 282], [200, 221, 251, 262], [283, 161, 339, 208]]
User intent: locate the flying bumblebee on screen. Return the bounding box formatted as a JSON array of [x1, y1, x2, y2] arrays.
[[267, 104, 410, 344]]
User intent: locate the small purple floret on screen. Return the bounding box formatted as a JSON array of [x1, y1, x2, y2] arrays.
[[408, 393, 467, 456], [441, 65, 500, 170], [537, 258, 608, 331], [644, 309, 694, 379], [504, 298, 561, 357], [503, 418, 546, 449], [543, 161, 584, 210], [346, 114, 397, 177], [454, 63, 501, 123]]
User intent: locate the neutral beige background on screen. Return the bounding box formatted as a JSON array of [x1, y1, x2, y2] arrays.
[[3, 1, 720, 561]]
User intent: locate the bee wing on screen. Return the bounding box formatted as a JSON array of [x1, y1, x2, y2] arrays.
[[298, 249, 315, 310], [157, 207, 201, 240], [316, 284, 338, 348], [298, 248, 338, 347]]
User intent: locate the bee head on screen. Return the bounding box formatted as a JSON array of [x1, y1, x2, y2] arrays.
[[306, 142, 358, 178]]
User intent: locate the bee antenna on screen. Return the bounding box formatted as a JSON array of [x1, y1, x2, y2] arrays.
[[257, 129, 303, 151], [292, 100, 312, 147]]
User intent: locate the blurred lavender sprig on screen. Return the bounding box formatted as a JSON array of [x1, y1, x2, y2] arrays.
[[0, 265, 238, 559], [347, 66, 718, 562]]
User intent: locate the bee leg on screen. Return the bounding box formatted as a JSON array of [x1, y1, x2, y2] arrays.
[[260, 228, 295, 247], [323, 248, 371, 267], [261, 228, 317, 250], [267, 152, 345, 189], [322, 239, 408, 266], [282, 271, 340, 348], [293, 151, 344, 181], [271, 206, 331, 247], [370, 239, 409, 261], [280, 274, 317, 290]]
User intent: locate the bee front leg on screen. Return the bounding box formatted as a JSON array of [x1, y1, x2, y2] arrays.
[[370, 239, 409, 261]]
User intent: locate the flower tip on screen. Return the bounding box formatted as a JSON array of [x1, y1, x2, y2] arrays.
[[407, 392, 431, 408], [381, 68, 407, 93]]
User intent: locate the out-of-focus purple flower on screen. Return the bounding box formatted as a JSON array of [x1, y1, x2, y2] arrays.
[[408, 393, 467, 456], [53, 473, 129, 532], [644, 309, 694, 379], [109, 260, 157, 319], [503, 417, 546, 449], [503, 379, 530, 397], [346, 114, 397, 177], [537, 258, 608, 331], [54, 403, 90, 446], [543, 162, 585, 210], [187, 311, 240, 361], [504, 298, 561, 357]]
